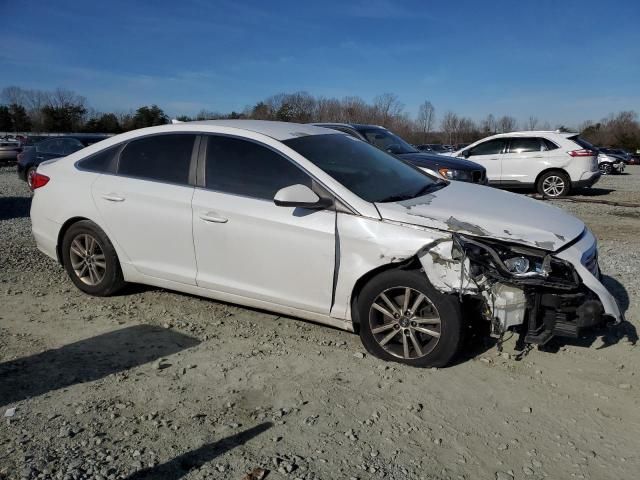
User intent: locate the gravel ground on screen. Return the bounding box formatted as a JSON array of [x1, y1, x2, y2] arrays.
[[0, 165, 638, 480]]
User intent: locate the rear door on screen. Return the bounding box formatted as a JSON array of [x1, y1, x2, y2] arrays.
[[501, 137, 545, 185], [464, 139, 506, 182], [191, 134, 336, 314], [92, 133, 199, 285]]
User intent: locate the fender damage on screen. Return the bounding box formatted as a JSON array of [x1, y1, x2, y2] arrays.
[[417, 230, 622, 344]]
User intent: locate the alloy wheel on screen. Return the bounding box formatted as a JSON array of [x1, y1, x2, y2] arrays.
[[541, 175, 566, 197], [599, 164, 612, 175], [69, 233, 106, 286], [368, 286, 441, 360]]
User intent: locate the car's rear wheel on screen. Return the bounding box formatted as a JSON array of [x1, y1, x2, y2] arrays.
[[357, 269, 462, 367], [61, 220, 125, 296], [537, 171, 570, 197], [599, 163, 613, 175]]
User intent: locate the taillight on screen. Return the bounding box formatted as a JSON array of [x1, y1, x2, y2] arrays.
[[31, 172, 50, 190], [568, 149, 594, 157]]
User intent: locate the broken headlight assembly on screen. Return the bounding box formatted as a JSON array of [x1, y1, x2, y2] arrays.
[[453, 235, 580, 289]]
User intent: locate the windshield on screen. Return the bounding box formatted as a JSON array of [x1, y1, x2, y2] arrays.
[[357, 127, 418, 154], [283, 134, 445, 203]]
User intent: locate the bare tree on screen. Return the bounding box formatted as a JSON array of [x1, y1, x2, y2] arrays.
[[497, 115, 517, 133], [417, 100, 435, 142], [441, 111, 460, 144], [480, 114, 497, 134], [526, 116, 539, 130], [373, 93, 403, 126], [1, 86, 26, 106]]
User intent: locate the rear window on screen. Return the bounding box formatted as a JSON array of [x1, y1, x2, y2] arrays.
[[118, 134, 196, 185], [508, 138, 542, 153], [569, 136, 596, 151]]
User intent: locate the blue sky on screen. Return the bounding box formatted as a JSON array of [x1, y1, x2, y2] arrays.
[[1, 0, 639, 126]]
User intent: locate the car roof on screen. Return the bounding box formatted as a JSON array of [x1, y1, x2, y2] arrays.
[[187, 120, 338, 140], [486, 130, 578, 139]]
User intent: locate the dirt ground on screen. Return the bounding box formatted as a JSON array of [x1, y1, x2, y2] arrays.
[[1, 165, 638, 480]]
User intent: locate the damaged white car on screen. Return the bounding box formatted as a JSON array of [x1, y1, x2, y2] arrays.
[[30, 121, 622, 367]]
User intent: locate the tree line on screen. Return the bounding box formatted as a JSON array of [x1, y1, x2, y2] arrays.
[[1, 86, 638, 150]]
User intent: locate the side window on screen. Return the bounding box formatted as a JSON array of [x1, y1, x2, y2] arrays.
[[118, 134, 196, 185], [204, 135, 311, 200], [468, 139, 506, 156], [508, 137, 542, 154], [541, 138, 559, 151], [77, 145, 121, 173]]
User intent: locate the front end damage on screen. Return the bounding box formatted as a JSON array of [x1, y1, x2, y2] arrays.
[[419, 229, 622, 346]]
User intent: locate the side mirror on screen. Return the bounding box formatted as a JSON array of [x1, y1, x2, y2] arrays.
[[462, 150, 470, 158], [273, 184, 333, 209], [385, 144, 402, 154]]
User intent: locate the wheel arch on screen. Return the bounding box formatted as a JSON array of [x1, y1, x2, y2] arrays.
[[349, 256, 423, 329], [534, 167, 571, 187], [55, 216, 92, 264]]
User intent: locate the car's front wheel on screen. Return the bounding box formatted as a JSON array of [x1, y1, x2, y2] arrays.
[[357, 269, 462, 367], [61, 220, 125, 296], [537, 171, 570, 197]]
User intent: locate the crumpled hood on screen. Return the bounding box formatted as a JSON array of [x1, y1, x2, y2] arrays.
[[375, 181, 585, 251]]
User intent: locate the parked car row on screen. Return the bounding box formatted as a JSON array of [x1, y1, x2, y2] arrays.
[[311, 123, 487, 184], [17, 134, 110, 187], [28, 120, 621, 367]]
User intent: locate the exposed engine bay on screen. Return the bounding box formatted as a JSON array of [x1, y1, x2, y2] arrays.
[[419, 230, 621, 346]]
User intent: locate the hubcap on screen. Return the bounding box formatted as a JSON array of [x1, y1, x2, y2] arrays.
[[599, 164, 612, 175], [369, 287, 441, 360], [542, 175, 565, 197], [69, 233, 106, 286]]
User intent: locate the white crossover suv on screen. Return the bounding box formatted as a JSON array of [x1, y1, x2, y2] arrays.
[[30, 121, 621, 367], [451, 131, 601, 197]]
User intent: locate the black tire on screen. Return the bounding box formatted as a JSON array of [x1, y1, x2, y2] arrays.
[[536, 170, 571, 197], [599, 163, 613, 175], [61, 220, 125, 296], [357, 269, 462, 367]]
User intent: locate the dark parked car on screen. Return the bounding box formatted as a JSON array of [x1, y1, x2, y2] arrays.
[[415, 143, 451, 154], [598, 147, 632, 163], [313, 123, 487, 184], [17, 135, 109, 188]]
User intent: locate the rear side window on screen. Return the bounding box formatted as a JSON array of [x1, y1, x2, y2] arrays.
[[468, 139, 506, 156], [77, 145, 120, 173], [118, 134, 196, 185], [541, 138, 559, 151], [204, 135, 311, 200], [569, 136, 596, 151], [508, 137, 542, 153]]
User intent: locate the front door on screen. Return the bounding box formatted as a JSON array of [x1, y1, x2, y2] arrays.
[[464, 138, 506, 183], [192, 135, 336, 314]]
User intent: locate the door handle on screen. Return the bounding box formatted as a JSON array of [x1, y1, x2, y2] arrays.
[[200, 212, 228, 223], [101, 193, 125, 202]]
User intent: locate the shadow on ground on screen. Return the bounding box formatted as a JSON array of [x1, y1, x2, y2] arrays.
[[123, 422, 273, 480], [0, 196, 31, 221], [0, 324, 200, 407]]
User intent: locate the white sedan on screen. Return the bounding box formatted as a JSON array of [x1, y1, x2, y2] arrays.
[[30, 121, 621, 367]]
